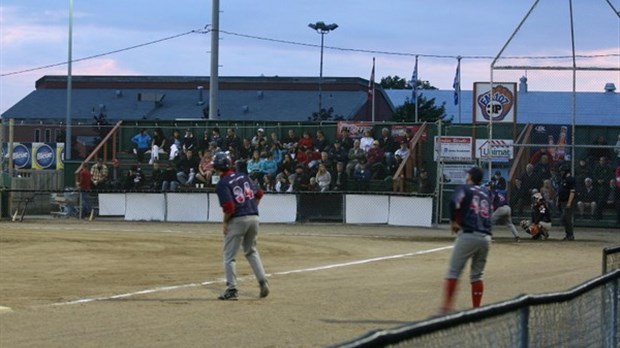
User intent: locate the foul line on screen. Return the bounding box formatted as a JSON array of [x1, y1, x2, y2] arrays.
[[53, 245, 453, 306]]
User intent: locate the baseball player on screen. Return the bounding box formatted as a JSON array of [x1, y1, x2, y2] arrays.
[[485, 182, 521, 242], [441, 166, 492, 314], [519, 192, 552, 240], [213, 152, 270, 300]]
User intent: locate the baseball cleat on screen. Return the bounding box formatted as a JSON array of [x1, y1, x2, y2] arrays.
[[259, 281, 269, 298], [218, 288, 238, 301]]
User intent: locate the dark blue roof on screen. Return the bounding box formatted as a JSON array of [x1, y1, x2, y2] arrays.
[[386, 89, 620, 126]]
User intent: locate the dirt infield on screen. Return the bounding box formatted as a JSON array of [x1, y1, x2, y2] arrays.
[[0, 219, 618, 347]]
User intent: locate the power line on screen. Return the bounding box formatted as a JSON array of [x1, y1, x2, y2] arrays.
[[0, 29, 203, 77], [2, 27, 618, 77]]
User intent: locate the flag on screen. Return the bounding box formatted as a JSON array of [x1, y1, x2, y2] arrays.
[[368, 57, 375, 102], [411, 56, 418, 104], [452, 58, 461, 105]]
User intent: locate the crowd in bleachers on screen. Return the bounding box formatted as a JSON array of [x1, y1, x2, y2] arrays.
[[91, 126, 434, 195], [509, 134, 620, 224]]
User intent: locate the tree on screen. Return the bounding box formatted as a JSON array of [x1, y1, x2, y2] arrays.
[[380, 75, 438, 90], [393, 94, 450, 123], [308, 107, 345, 121]]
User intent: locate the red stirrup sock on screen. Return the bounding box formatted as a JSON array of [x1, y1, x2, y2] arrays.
[[441, 278, 458, 313], [471, 280, 484, 308]]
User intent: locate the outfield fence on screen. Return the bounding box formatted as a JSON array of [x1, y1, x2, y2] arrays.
[[331, 246, 620, 348]]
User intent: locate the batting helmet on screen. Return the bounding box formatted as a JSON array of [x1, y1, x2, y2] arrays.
[[212, 151, 231, 171]]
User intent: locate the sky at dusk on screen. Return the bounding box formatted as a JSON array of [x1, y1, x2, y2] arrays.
[[1, 0, 619, 114]]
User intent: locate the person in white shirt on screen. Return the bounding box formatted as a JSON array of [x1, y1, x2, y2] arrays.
[[359, 130, 375, 153]]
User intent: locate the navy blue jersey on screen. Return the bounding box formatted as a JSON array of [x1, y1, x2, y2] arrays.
[[491, 189, 509, 210], [216, 170, 263, 218], [450, 184, 492, 235]]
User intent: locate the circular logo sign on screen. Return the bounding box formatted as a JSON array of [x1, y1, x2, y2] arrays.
[[35, 144, 55, 169], [12, 144, 30, 168]]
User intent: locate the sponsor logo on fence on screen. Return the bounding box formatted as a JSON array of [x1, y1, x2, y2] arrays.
[[12, 143, 31, 168], [34, 143, 56, 169]]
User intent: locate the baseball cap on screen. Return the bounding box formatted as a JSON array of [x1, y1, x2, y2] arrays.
[[258, 128, 265, 133], [373, 140, 379, 145], [466, 166, 484, 184], [494, 170, 501, 176]]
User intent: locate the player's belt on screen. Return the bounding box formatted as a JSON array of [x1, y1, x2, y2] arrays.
[[462, 230, 491, 236]]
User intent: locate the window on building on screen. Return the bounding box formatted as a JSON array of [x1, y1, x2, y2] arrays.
[[34, 129, 41, 142], [45, 129, 52, 143]]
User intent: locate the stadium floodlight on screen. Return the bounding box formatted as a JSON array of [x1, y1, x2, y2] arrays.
[[308, 21, 338, 116]]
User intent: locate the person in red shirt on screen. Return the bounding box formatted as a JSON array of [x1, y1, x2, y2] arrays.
[[76, 164, 93, 217]]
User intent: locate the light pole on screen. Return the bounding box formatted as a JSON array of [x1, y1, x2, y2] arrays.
[[308, 21, 338, 116]]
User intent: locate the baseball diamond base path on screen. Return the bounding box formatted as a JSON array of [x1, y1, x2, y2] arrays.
[[0, 220, 618, 348]]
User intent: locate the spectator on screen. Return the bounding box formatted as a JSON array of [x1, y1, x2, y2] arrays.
[[198, 130, 211, 156], [76, 164, 92, 216], [298, 131, 314, 151], [353, 159, 372, 191], [339, 128, 354, 152], [246, 150, 263, 182], [283, 129, 299, 148], [529, 147, 555, 168], [360, 130, 374, 153], [346, 139, 366, 176], [587, 135, 611, 162], [533, 154, 552, 181], [131, 128, 151, 163], [576, 177, 597, 219], [233, 138, 252, 172], [314, 130, 331, 153], [176, 149, 199, 186], [315, 163, 332, 192], [259, 152, 279, 182], [378, 127, 397, 170], [366, 140, 386, 179], [317, 151, 333, 173], [275, 169, 293, 192], [167, 129, 182, 161], [196, 150, 214, 186], [295, 147, 312, 168], [511, 178, 529, 215], [574, 159, 591, 191], [328, 140, 348, 168], [269, 141, 284, 164], [161, 162, 179, 192], [211, 127, 224, 150], [224, 128, 241, 153], [182, 129, 197, 153], [520, 164, 541, 197], [251, 128, 267, 147], [149, 161, 164, 191], [108, 158, 123, 190], [279, 153, 297, 174], [90, 158, 109, 191], [416, 168, 434, 194], [592, 156, 614, 189], [291, 164, 310, 191], [262, 175, 275, 192], [394, 140, 410, 160], [491, 170, 507, 191], [540, 179, 557, 217], [149, 128, 167, 165], [123, 165, 144, 190], [331, 162, 349, 191]]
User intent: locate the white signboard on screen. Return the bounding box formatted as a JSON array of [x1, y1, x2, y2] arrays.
[[475, 139, 514, 162], [440, 164, 473, 185], [434, 136, 473, 162], [473, 82, 517, 124]]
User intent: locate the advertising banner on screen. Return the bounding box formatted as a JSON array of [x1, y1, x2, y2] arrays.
[[10, 143, 32, 169], [32, 143, 57, 170], [434, 136, 473, 161], [530, 124, 572, 161], [475, 139, 514, 162], [391, 125, 427, 143], [337, 121, 374, 138], [440, 164, 474, 185], [56, 142, 65, 170], [473, 82, 517, 124]]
